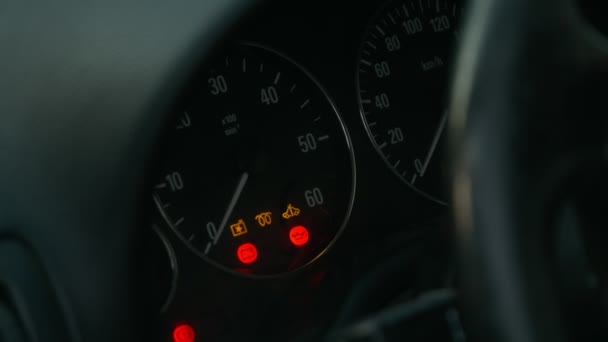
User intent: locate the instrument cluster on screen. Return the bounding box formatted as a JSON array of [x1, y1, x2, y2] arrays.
[[149, 0, 466, 341]]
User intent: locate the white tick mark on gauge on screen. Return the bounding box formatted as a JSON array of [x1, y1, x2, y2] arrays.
[[318, 135, 330, 142], [174, 217, 185, 227], [366, 41, 377, 50], [362, 99, 371, 104], [290, 84, 296, 93], [314, 116, 321, 122], [225, 58, 229, 67], [274, 72, 281, 85], [162, 203, 171, 209], [188, 234, 195, 242], [360, 59, 372, 66], [388, 13, 396, 24], [204, 242, 212, 254], [403, 4, 410, 16], [242, 57, 246, 72], [368, 122, 377, 127], [300, 99, 310, 109], [259, 63, 264, 72], [411, 174, 418, 184], [155, 182, 167, 189], [376, 25, 386, 35], [393, 160, 401, 168], [379, 142, 388, 149]]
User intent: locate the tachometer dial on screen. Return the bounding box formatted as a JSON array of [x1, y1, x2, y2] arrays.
[[154, 43, 355, 276], [357, 0, 463, 205]]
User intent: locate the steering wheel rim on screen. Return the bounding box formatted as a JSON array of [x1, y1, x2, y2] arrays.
[[450, 0, 608, 341], [0, 1, 253, 341]]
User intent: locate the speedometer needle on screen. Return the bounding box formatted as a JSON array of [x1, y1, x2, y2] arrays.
[[212, 172, 249, 246], [419, 111, 448, 177]]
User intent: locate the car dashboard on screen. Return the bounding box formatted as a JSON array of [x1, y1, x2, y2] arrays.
[[148, 0, 465, 341]]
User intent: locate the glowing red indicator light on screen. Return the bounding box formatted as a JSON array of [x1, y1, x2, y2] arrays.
[[173, 324, 195, 342], [289, 225, 309, 246], [237, 242, 258, 264]]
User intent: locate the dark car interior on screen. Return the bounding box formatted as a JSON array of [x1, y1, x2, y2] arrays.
[[1, 0, 607, 341]]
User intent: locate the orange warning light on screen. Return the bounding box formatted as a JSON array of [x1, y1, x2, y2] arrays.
[[289, 226, 309, 246], [173, 324, 195, 342], [237, 242, 258, 264], [282, 204, 301, 219], [230, 219, 248, 237]]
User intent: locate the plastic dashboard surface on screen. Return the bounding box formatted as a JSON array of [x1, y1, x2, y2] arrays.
[[149, 0, 457, 341]]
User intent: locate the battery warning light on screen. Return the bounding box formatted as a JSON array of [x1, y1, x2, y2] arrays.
[[237, 242, 258, 264], [173, 324, 195, 342], [289, 226, 309, 246]]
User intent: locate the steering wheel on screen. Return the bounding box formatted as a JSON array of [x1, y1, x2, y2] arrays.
[[450, 0, 608, 341], [3, 0, 606, 341]]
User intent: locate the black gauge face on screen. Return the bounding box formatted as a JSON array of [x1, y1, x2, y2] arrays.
[[357, 0, 463, 205], [154, 44, 355, 276]]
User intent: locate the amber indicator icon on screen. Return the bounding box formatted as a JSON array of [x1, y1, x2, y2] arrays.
[[230, 219, 248, 237], [281, 204, 301, 219], [254, 212, 272, 227]]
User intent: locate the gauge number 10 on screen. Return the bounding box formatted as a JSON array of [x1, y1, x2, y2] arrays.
[[165, 172, 184, 192]]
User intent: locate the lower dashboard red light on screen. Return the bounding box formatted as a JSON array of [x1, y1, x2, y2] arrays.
[[173, 324, 195, 342]]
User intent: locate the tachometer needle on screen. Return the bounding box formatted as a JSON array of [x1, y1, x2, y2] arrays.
[[419, 111, 448, 177], [212, 172, 249, 246]]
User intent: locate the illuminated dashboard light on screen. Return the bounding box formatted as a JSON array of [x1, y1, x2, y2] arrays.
[[237, 242, 258, 264], [173, 324, 195, 342], [289, 226, 309, 246]]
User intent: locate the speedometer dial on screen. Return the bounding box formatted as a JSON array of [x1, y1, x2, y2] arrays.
[[357, 0, 463, 205], [154, 43, 355, 276]]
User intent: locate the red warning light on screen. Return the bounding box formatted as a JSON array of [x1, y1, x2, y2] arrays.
[[289, 225, 309, 246], [237, 242, 258, 264], [173, 324, 195, 342]]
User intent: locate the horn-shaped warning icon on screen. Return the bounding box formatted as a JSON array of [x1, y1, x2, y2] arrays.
[[281, 204, 301, 219]]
